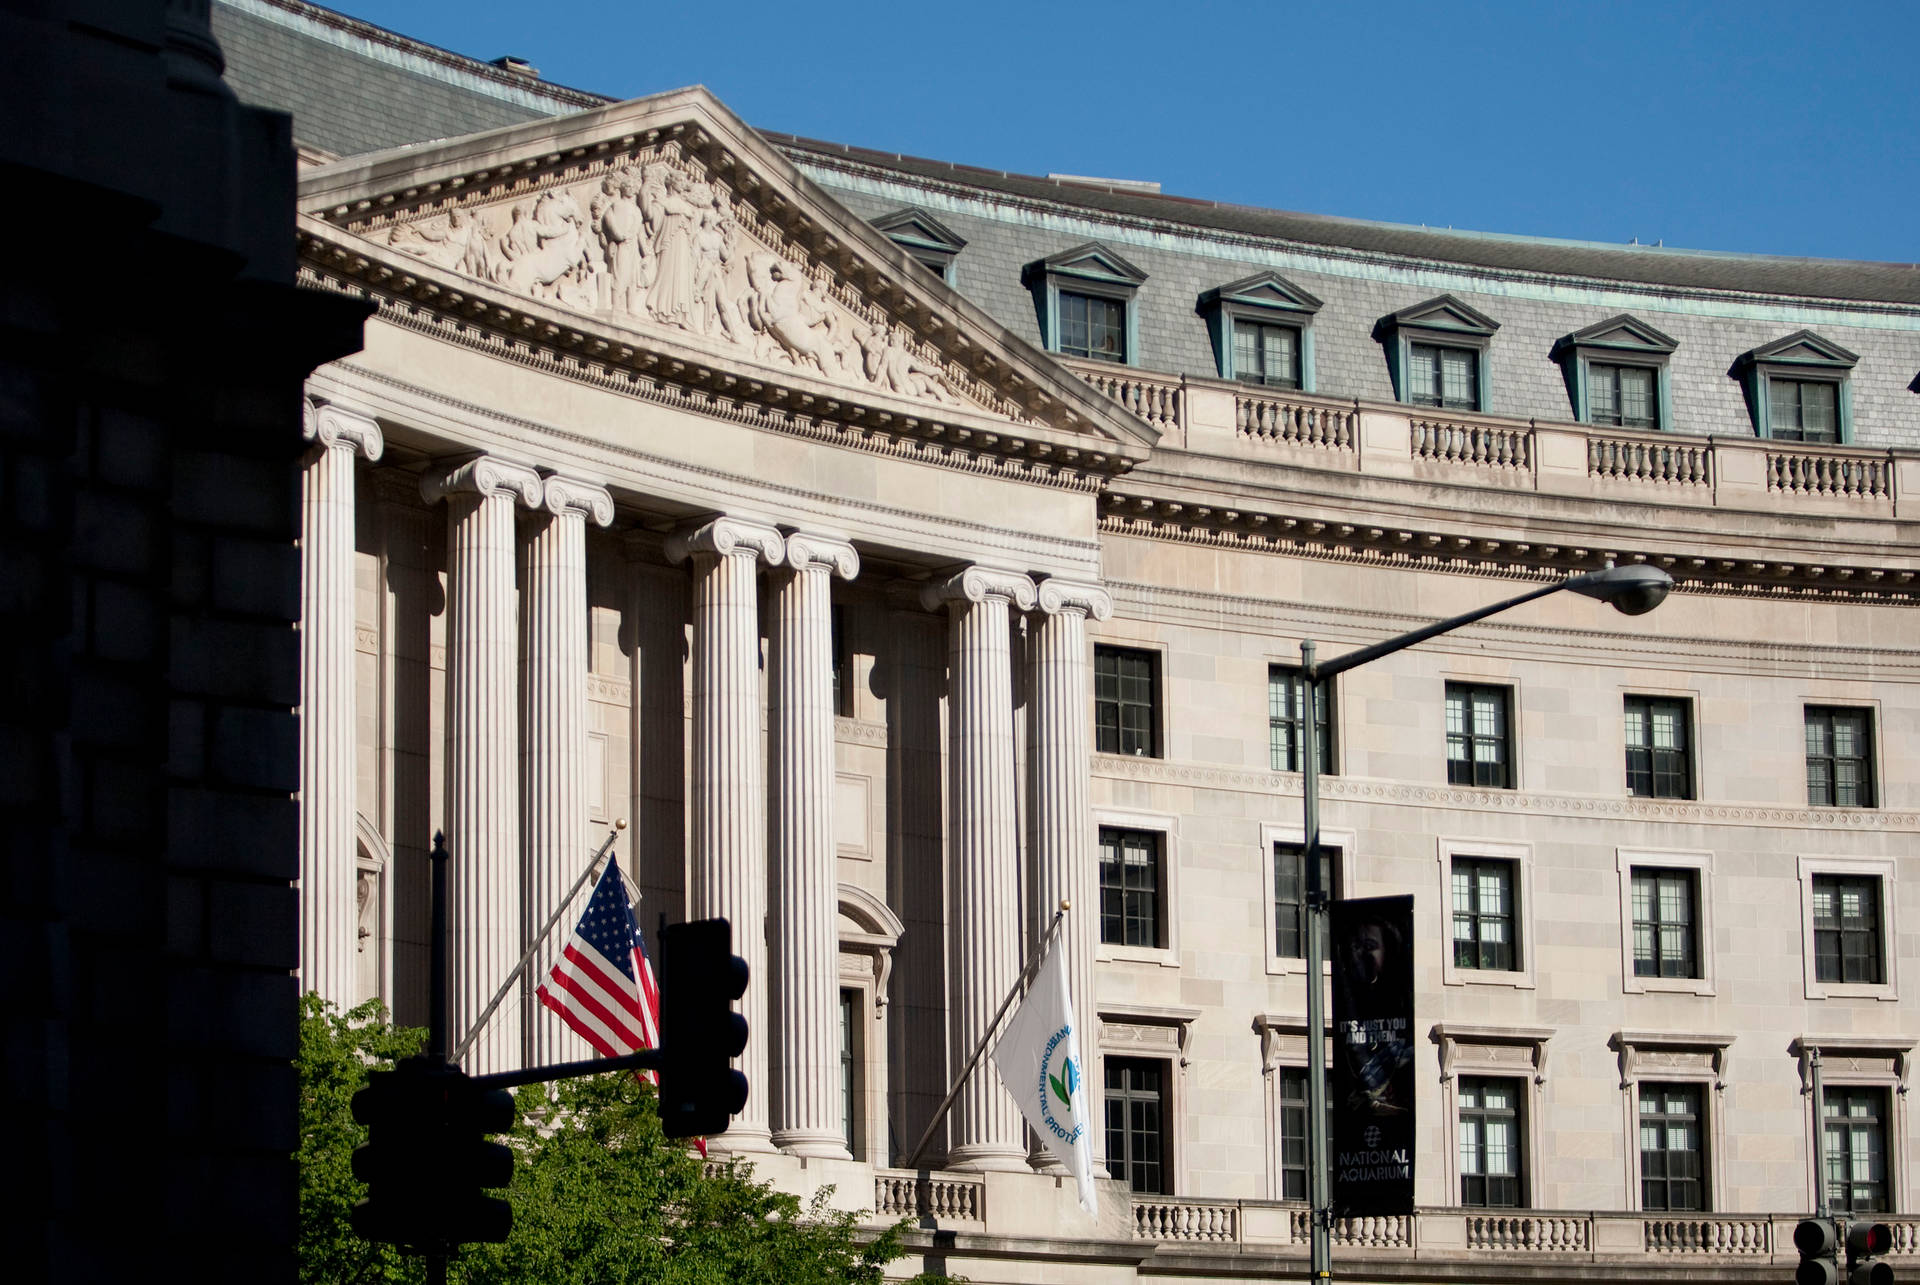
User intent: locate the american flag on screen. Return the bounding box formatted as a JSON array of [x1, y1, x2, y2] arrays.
[[536, 856, 661, 1073]]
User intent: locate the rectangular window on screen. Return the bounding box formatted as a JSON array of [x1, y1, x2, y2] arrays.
[[1061, 291, 1127, 363], [1770, 378, 1839, 443], [1099, 827, 1163, 949], [1268, 665, 1334, 773], [1811, 874, 1884, 985], [1639, 1083, 1706, 1211], [1278, 1066, 1309, 1201], [1590, 363, 1659, 429], [1630, 868, 1700, 979], [1624, 695, 1692, 799], [1095, 646, 1159, 757], [1446, 682, 1512, 788], [1233, 319, 1300, 388], [831, 603, 853, 718], [1409, 342, 1480, 410], [1459, 1077, 1524, 1207], [1273, 842, 1339, 959], [1823, 1087, 1889, 1213], [1806, 708, 1875, 807], [839, 988, 856, 1155], [1451, 857, 1517, 972], [1105, 1057, 1169, 1194]]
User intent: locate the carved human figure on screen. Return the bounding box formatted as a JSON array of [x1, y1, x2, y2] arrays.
[[747, 254, 851, 376], [595, 169, 649, 314], [691, 192, 748, 343], [644, 169, 703, 329], [498, 189, 590, 300], [878, 323, 955, 404], [389, 207, 490, 279]]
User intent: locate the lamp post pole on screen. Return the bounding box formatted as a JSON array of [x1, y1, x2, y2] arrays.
[[1294, 564, 1672, 1280]]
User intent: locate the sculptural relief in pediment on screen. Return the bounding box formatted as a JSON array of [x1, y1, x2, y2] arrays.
[[380, 152, 969, 411]]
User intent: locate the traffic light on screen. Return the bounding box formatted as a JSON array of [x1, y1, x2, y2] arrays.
[[1796, 1218, 1842, 1285], [1846, 1221, 1894, 1285], [657, 916, 750, 1139], [350, 1059, 515, 1249]]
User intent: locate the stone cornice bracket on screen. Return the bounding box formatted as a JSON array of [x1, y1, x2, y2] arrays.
[[418, 456, 542, 508], [540, 475, 615, 527], [304, 401, 385, 461], [1035, 577, 1113, 621], [784, 532, 860, 580], [919, 565, 1038, 612], [663, 515, 786, 567]]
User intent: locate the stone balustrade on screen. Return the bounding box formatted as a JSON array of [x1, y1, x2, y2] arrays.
[[1063, 363, 1917, 518], [873, 1170, 984, 1223]]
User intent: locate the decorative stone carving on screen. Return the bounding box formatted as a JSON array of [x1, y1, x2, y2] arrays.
[[380, 150, 976, 411], [1035, 578, 1114, 621], [305, 401, 387, 460], [664, 514, 785, 568], [919, 565, 1038, 613], [419, 455, 543, 508]]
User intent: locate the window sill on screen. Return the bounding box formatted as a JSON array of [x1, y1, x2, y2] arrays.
[[1624, 975, 1715, 997], [1442, 966, 1536, 991], [1805, 980, 1900, 1002], [1098, 944, 1180, 970], [1263, 955, 1333, 980]]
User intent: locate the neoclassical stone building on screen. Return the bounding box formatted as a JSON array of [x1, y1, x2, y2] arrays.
[[217, 1, 1920, 1278]]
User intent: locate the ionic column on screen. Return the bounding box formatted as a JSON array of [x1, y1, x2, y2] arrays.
[[769, 532, 860, 1157], [1030, 578, 1113, 1171], [421, 456, 541, 1074], [297, 402, 382, 1007], [922, 565, 1037, 1171], [666, 515, 785, 1152], [521, 475, 613, 1066]]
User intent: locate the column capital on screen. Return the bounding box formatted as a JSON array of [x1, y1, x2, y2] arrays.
[[783, 533, 859, 581], [541, 475, 615, 527], [304, 401, 384, 461], [418, 456, 542, 508], [920, 565, 1036, 613], [1035, 578, 1113, 622], [665, 515, 785, 567]]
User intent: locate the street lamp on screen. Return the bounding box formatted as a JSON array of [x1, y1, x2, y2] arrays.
[[1296, 564, 1673, 1279]]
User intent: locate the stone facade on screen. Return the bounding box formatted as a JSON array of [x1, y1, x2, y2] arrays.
[[208, 3, 1920, 1280]]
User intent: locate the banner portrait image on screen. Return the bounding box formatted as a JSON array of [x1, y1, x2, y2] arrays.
[[1329, 894, 1416, 1216]]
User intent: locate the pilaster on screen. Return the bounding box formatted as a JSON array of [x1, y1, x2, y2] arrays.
[[298, 402, 382, 1007]]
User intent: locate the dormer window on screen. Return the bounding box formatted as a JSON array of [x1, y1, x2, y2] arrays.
[[1552, 315, 1677, 432], [868, 206, 967, 285], [1373, 295, 1499, 414], [1733, 331, 1858, 443], [1197, 271, 1324, 391], [1023, 242, 1147, 367]]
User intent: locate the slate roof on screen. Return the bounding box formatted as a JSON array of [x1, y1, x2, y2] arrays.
[[211, 0, 609, 159], [769, 134, 1920, 306]]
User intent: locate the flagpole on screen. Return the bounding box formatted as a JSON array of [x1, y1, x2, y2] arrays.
[[450, 818, 626, 1063], [902, 901, 1070, 1172]]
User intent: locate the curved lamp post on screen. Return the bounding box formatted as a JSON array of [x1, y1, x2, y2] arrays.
[[1298, 564, 1673, 1280]]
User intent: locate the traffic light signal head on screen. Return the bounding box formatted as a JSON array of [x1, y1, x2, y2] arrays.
[[1796, 1218, 1842, 1285], [349, 1060, 516, 1250], [1846, 1221, 1894, 1285], [658, 917, 751, 1139]]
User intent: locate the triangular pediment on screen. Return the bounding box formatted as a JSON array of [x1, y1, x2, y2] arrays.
[[1551, 313, 1678, 359], [1740, 329, 1859, 369], [294, 88, 1155, 461], [1196, 270, 1323, 316], [869, 206, 967, 256], [1022, 241, 1148, 288], [1375, 293, 1500, 338]]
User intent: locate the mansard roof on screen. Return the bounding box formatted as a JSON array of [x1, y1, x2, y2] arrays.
[[295, 85, 1158, 472]]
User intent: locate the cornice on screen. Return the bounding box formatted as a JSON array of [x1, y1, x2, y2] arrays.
[[1097, 496, 1920, 606], [1090, 753, 1920, 831]]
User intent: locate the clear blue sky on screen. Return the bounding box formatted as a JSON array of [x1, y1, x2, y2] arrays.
[[343, 0, 1918, 263]]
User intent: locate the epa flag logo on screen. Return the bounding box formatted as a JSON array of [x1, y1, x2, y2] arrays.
[[1038, 1027, 1084, 1144]]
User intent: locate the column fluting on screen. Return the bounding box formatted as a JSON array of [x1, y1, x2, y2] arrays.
[[521, 475, 613, 1065], [422, 456, 541, 1074], [297, 402, 382, 1008], [666, 515, 785, 1151], [922, 565, 1037, 1171], [769, 532, 860, 1157], [1029, 578, 1113, 1171]]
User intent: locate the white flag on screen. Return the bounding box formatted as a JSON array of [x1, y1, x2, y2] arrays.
[[991, 935, 1097, 1216]]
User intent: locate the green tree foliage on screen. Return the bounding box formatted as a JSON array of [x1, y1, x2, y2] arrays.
[[298, 996, 957, 1285]]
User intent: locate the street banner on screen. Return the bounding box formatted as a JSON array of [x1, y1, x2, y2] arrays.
[[1330, 894, 1416, 1216], [991, 935, 1097, 1216]]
